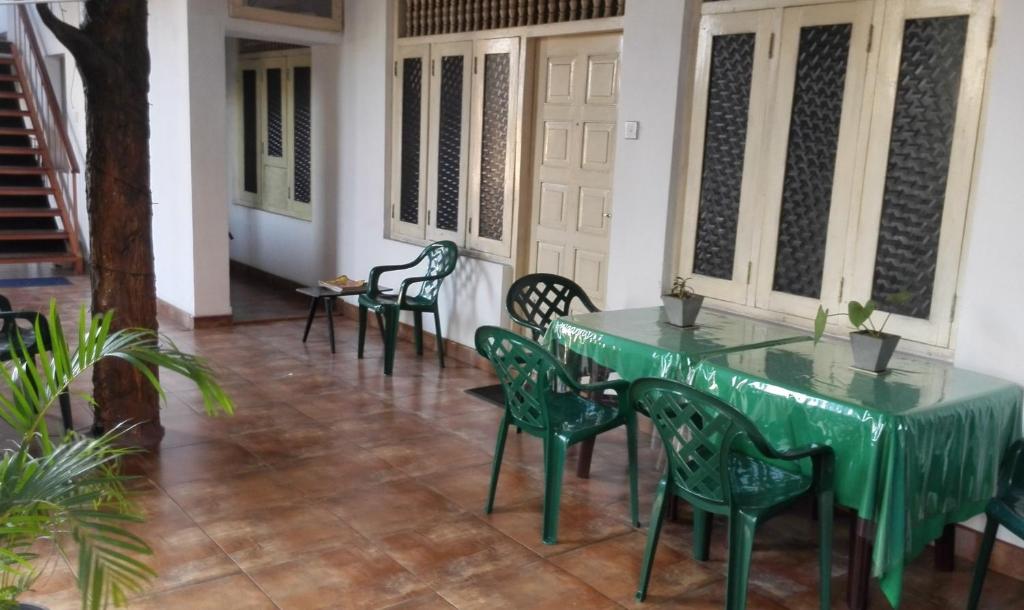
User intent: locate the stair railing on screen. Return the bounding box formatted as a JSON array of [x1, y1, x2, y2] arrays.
[[7, 4, 82, 256]]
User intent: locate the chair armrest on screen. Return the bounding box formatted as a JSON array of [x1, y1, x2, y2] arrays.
[[574, 378, 630, 395], [772, 443, 835, 493], [367, 259, 422, 295], [398, 273, 449, 304], [0, 310, 49, 350], [772, 443, 833, 461]]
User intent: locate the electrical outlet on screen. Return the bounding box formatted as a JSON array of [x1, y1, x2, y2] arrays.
[[624, 121, 639, 140]]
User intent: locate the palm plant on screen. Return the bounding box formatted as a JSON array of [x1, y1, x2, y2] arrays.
[[0, 301, 232, 609]]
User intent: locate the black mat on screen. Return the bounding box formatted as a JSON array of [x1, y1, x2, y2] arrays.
[[465, 383, 505, 408]]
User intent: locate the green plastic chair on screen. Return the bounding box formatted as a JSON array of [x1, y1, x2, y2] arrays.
[[968, 438, 1024, 610], [0, 294, 73, 432], [358, 241, 458, 375], [475, 325, 639, 544], [630, 378, 835, 609]]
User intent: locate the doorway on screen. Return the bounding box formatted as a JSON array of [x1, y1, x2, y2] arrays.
[[525, 32, 622, 309]]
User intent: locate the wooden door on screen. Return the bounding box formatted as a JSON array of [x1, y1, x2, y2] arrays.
[[528, 33, 621, 308], [261, 57, 289, 212]]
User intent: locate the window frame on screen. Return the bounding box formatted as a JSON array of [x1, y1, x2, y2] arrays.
[[425, 41, 474, 246], [390, 43, 431, 240], [228, 0, 344, 32], [673, 0, 995, 350]]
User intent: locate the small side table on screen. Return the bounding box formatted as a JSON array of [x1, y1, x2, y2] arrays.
[[296, 285, 387, 354]]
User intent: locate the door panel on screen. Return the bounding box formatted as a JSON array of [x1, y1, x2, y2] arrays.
[[527, 33, 621, 309], [678, 10, 777, 305], [426, 41, 473, 244], [261, 58, 289, 214], [753, 1, 874, 318], [391, 44, 430, 239]]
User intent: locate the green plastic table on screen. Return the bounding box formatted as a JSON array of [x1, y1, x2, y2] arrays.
[[544, 307, 1023, 609]]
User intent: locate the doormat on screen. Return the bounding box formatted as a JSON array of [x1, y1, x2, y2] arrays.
[[0, 277, 71, 289], [465, 383, 505, 408]]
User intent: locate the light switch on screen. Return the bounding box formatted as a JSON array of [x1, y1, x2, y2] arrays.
[[624, 121, 639, 140]]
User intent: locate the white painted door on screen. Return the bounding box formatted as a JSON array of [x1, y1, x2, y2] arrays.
[[261, 58, 289, 213], [528, 33, 621, 308]]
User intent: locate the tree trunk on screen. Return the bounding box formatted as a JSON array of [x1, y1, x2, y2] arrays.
[[39, 1, 163, 448]]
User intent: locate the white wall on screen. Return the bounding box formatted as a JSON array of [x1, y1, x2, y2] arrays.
[[149, 0, 197, 316], [953, 0, 1024, 546], [605, 0, 692, 310]]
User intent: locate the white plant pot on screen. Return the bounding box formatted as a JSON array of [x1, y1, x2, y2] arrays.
[[661, 294, 703, 328]]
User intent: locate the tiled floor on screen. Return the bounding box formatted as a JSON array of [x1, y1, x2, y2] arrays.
[[3, 272, 1024, 609], [229, 266, 310, 324]]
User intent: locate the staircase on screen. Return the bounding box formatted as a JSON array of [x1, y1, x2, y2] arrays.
[[0, 26, 82, 272]]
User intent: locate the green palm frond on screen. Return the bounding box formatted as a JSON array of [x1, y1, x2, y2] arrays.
[[0, 300, 234, 608]]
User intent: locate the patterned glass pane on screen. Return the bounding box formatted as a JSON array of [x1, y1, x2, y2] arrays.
[[400, 57, 423, 224], [478, 52, 510, 241], [242, 69, 258, 194], [772, 24, 852, 298], [871, 16, 968, 318], [266, 68, 283, 157], [293, 66, 311, 204], [436, 55, 464, 232], [692, 33, 756, 280]]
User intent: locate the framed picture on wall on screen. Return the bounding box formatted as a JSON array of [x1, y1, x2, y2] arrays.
[[229, 0, 343, 32]]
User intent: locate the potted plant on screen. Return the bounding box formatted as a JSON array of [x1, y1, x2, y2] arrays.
[[814, 293, 910, 372], [661, 277, 704, 328], [0, 302, 232, 609]]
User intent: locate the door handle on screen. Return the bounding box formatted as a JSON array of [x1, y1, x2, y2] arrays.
[[603, 213, 612, 218]]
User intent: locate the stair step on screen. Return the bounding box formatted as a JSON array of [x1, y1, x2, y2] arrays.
[[0, 146, 41, 156], [0, 127, 35, 136], [0, 109, 29, 117], [0, 252, 77, 266], [0, 166, 47, 175], [0, 91, 23, 99], [0, 230, 68, 241], [0, 186, 52, 196], [0, 207, 60, 218]]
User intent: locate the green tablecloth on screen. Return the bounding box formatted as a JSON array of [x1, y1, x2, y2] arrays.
[[544, 306, 812, 379], [544, 307, 1023, 608]]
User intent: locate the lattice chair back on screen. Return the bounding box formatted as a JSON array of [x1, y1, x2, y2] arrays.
[[505, 273, 599, 341], [631, 378, 771, 512], [412, 241, 459, 301], [475, 325, 571, 432]]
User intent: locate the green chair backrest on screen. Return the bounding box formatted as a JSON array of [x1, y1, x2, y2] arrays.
[[505, 273, 599, 341], [630, 378, 775, 513], [412, 241, 459, 302], [475, 325, 570, 432]]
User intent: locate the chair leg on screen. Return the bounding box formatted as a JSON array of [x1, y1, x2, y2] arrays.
[[413, 311, 424, 356], [576, 437, 595, 479], [967, 516, 999, 610], [725, 511, 758, 610], [357, 305, 368, 359], [636, 480, 669, 602], [626, 414, 640, 528], [433, 306, 445, 368], [541, 437, 568, 544], [375, 311, 387, 344], [485, 414, 511, 514], [383, 307, 400, 376], [693, 508, 713, 561], [818, 488, 834, 610], [58, 391, 73, 433]]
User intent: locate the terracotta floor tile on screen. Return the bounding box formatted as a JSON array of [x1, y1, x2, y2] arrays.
[[269, 446, 407, 498], [325, 478, 466, 538], [381, 593, 457, 609], [248, 544, 431, 610], [379, 515, 539, 586], [435, 560, 620, 609], [162, 467, 296, 523], [137, 440, 264, 486], [201, 503, 365, 570], [551, 530, 720, 607], [232, 421, 343, 464], [418, 461, 544, 512], [367, 430, 494, 477], [130, 573, 276, 610], [481, 493, 634, 557], [330, 410, 438, 448]]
